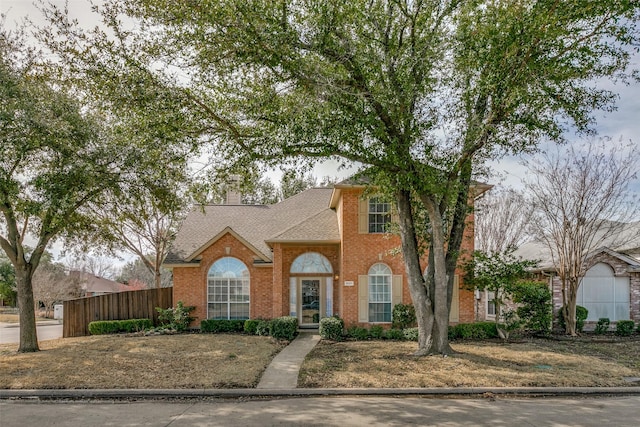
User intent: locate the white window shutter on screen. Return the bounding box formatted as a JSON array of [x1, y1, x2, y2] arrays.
[[392, 275, 403, 306]]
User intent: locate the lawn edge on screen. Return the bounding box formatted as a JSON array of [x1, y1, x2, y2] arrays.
[[2, 386, 640, 401]]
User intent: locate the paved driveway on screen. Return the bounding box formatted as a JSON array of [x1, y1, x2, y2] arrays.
[[0, 323, 63, 344]]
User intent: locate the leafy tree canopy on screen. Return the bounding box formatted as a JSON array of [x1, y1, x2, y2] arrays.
[[40, 0, 640, 355]]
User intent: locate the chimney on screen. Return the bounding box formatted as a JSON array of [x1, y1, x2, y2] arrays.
[[225, 174, 242, 205]]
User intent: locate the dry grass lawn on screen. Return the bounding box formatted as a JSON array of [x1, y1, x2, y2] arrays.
[[0, 334, 285, 389], [0, 313, 48, 323], [299, 338, 640, 388]]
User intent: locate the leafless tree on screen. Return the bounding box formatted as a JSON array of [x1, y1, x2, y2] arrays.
[[32, 264, 82, 318], [475, 186, 534, 254], [524, 138, 639, 335], [67, 255, 118, 280], [85, 193, 183, 289]]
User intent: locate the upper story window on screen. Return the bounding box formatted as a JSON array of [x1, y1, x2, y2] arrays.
[[368, 197, 391, 233]]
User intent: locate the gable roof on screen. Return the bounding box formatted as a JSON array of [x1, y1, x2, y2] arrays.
[[165, 187, 337, 265], [70, 271, 127, 294], [514, 221, 640, 272], [329, 172, 492, 208]]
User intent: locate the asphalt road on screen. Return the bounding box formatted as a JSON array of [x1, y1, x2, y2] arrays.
[[0, 323, 63, 344], [1, 396, 639, 427]]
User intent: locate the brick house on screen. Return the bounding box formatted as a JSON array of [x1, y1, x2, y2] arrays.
[[514, 224, 640, 326], [164, 180, 487, 328]]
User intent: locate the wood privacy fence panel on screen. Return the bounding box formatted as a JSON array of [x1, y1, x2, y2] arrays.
[[63, 287, 173, 338]]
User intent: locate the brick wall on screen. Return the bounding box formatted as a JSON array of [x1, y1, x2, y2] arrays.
[[172, 233, 273, 326], [172, 187, 478, 328], [337, 189, 476, 326], [271, 244, 340, 318]]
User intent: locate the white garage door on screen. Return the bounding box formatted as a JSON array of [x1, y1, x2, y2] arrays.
[[577, 262, 630, 321]]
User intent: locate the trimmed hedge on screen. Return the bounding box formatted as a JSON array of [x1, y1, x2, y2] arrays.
[[270, 316, 298, 340], [448, 322, 498, 340], [403, 327, 419, 341], [319, 316, 344, 341], [346, 326, 370, 340], [615, 320, 636, 337], [200, 319, 245, 333], [385, 328, 405, 340], [256, 320, 272, 336], [88, 318, 152, 335], [243, 319, 261, 335]]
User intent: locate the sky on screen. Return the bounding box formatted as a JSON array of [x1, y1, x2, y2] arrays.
[[3, 1, 640, 264]]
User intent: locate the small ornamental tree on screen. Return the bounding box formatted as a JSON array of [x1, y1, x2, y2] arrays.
[[464, 250, 537, 339]]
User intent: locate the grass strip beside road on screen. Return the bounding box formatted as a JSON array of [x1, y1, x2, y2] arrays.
[[0, 334, 285, 389], [299, 338, 640, 388]]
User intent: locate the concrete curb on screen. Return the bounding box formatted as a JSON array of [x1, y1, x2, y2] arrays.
[[2, 387, 640, 401]]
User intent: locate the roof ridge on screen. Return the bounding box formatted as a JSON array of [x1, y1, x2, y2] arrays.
[[268, 207, 335, 240]]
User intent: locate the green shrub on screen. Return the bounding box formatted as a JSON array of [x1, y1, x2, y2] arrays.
[[512, 281, 552, 335], [88, 318, 152, 335], [156, 301, 195, 331], [200, 319, 245, 333], [256, 319, 272, 336], [558, 305, 589, 333], [449, 322, 498, 340], [384, 328, 404, 340], [270, 316, 298, 340], [319, 316, 344, 341], [392, 303, 416, 329], [347, 326, 370, 340], [369, 325, 385, 339], [243, 319, 261, 335], [615, 320, 636, 337], [403, 327, 419, 341], [595, 318, 610, 335]]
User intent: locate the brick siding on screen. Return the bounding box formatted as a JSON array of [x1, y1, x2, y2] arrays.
[[172, 187, 478, 328]]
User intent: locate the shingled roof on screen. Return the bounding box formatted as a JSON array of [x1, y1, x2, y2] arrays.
[[164, 187, 338, 265]]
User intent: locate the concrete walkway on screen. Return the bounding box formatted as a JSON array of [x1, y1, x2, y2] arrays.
[[256, 330, 320, 389]]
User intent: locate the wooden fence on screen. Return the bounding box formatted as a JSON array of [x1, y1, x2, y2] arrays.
[[63, 287, 173, 338]]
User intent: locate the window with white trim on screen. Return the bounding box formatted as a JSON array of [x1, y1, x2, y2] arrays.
[[578, 262, 630, 321], [207, 257, 250, 320], [486, 291, 496, 317], [368, 197, 391, 233], [368, 263, 392, 322]]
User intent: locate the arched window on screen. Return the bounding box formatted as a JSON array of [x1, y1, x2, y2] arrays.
[[369, 263, 392, 322], [207, 257, 250, 320], [290, 252, 333, 274], [578, 262, 629, 321]]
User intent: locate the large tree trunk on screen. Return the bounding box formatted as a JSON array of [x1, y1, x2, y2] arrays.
[[15, 265, 39, 352], [396, 189, 453, 356], [424, 200, 454, 355]]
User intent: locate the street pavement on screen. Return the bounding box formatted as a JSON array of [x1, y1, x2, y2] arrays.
[[2, 396, 640, 426], [0, 322, 63, 344]]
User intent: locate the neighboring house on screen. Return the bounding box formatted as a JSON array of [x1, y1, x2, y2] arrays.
[[164, 178, 488, 328], [70, 271, 137, 297], [514, 222, 640, 325]]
